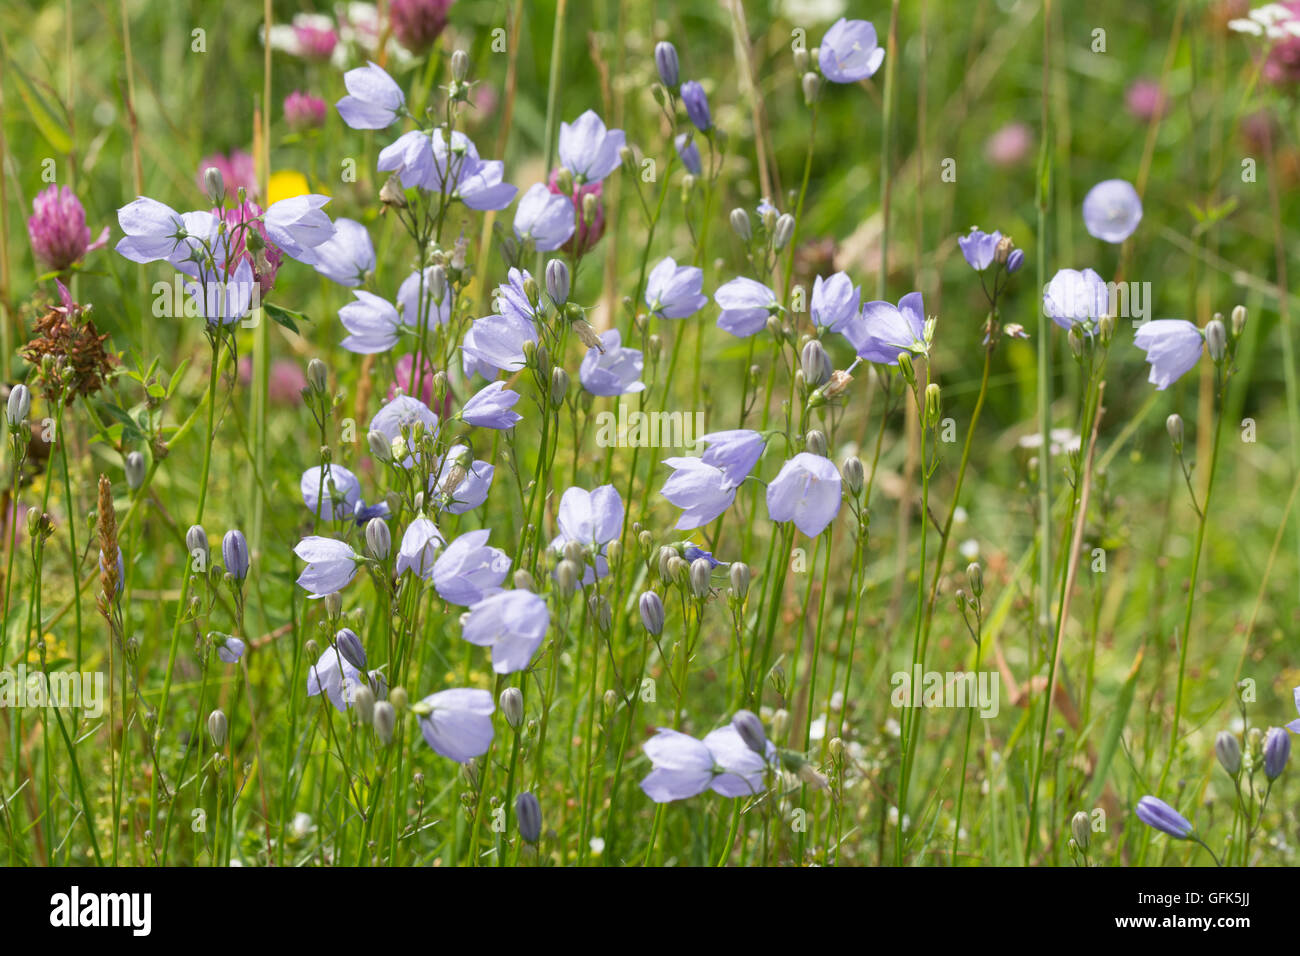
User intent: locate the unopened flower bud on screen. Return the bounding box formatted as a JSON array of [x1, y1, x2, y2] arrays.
[[515, 791, 542, 843], [842, 456, 864, 497], [924, 382, 942, 426], [307, 358, 328, 395], [335, 628, 367, 671], [805, 429, 827, 457], [222, 530, 249, 580], [6, 383, 31, 428], [555, 559, 580, 596], [451, 49, 470, 82], [550, 366, 570, 408], [368, 430, 392, 461], [1205, 318, 1227, 363], [654, 41, 680, 88], [1166, 413, 1184, 453], [186, 525, 209, 567], [1264, 726, 1290, 780], [324, 590, 343, 618], [203, 166, 226, 206], [772, 213, 795, 251], [1231, 305, 1246, 337], [207, 709, 228, 747], [801, 71, 822, 105], [897, 352, 915, 386], [373, 701, 396, 744], [729, 562, 750, 600], [1215, 731, 1241, 776], [1071, 811, 1090, 850], [512, 569, 535, 592], [639, 591, 664, 635], [353, 684, 375, 725], [966, 562, 983, 598], [124, 451, 146, 490], [732, 710, 767, 755], [771, 708, 790, 742], [545, 258, 570, 305], [366, 517, 390, 560], [730, 208, 752, 241], [500, 687, 524, 729], [800, 339, 831, 388]]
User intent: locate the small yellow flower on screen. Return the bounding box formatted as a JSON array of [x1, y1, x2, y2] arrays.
[[267, 169, 317, 205]]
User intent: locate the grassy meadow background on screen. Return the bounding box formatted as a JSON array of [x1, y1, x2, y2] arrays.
[[1, 0, 1298, 866]]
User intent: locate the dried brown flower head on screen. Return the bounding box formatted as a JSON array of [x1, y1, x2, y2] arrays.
[[21, 282, 116, 405]]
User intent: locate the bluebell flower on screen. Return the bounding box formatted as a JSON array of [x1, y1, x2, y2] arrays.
[[638, 725, 776, 803], [293, 536, 360, 597], [433, 529, 511, 606], [429, 444, 495, 514], [428, 130, 517, 210], [368, 394, 440, 468], [703, 724, 776, 796], [699, 429, 765, 490], [460, 589, 549, 673], [262, 194, 335, 263], [715, 277, 779, 338], [819, 18, 885, 83], [660, 457, 736, 530], [639, 729, 715, 802], [185, 259, 256, 327], [339, 290, 404, 354], [462, 269, 539, 376], [461, 380, 523, 430], [843, 292, 927, 365], [215, 635, 245, 664], [397, 267, 453, 329], [336, 61, 405, 129], [549, 485, 624, 584], [303, 217, 374, 287], [681, 543, 722, 568], [222, 530, 250, 580], [300, 464, 362, 520], [579, 329, 645, 396], [377, 129, 436, 189], [645, 256, 708, 319], [674, 133, 702, 176], [680, 81, 711, 131], [558, 110, 626, 185], [766, 453, 841, 536], [513, 183, 576, 252], [957, 227, 1003, 272], [1134, 795, 1194, 839], [1083, 179, 1143, 243], [810, 272, 861, 332], [415, 687, 495, 762], [115, 198, 215, 273], [396, 516, 446, 579], [1133, 319, 1204, 390], [307, 639, 365, 711], [1043, 268, 1109, 331]]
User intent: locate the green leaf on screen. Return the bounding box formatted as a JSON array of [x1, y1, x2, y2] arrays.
[[1085, 645, 1144, 808], [264, 302, 310, 335], [6, 57, 72, 155]]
